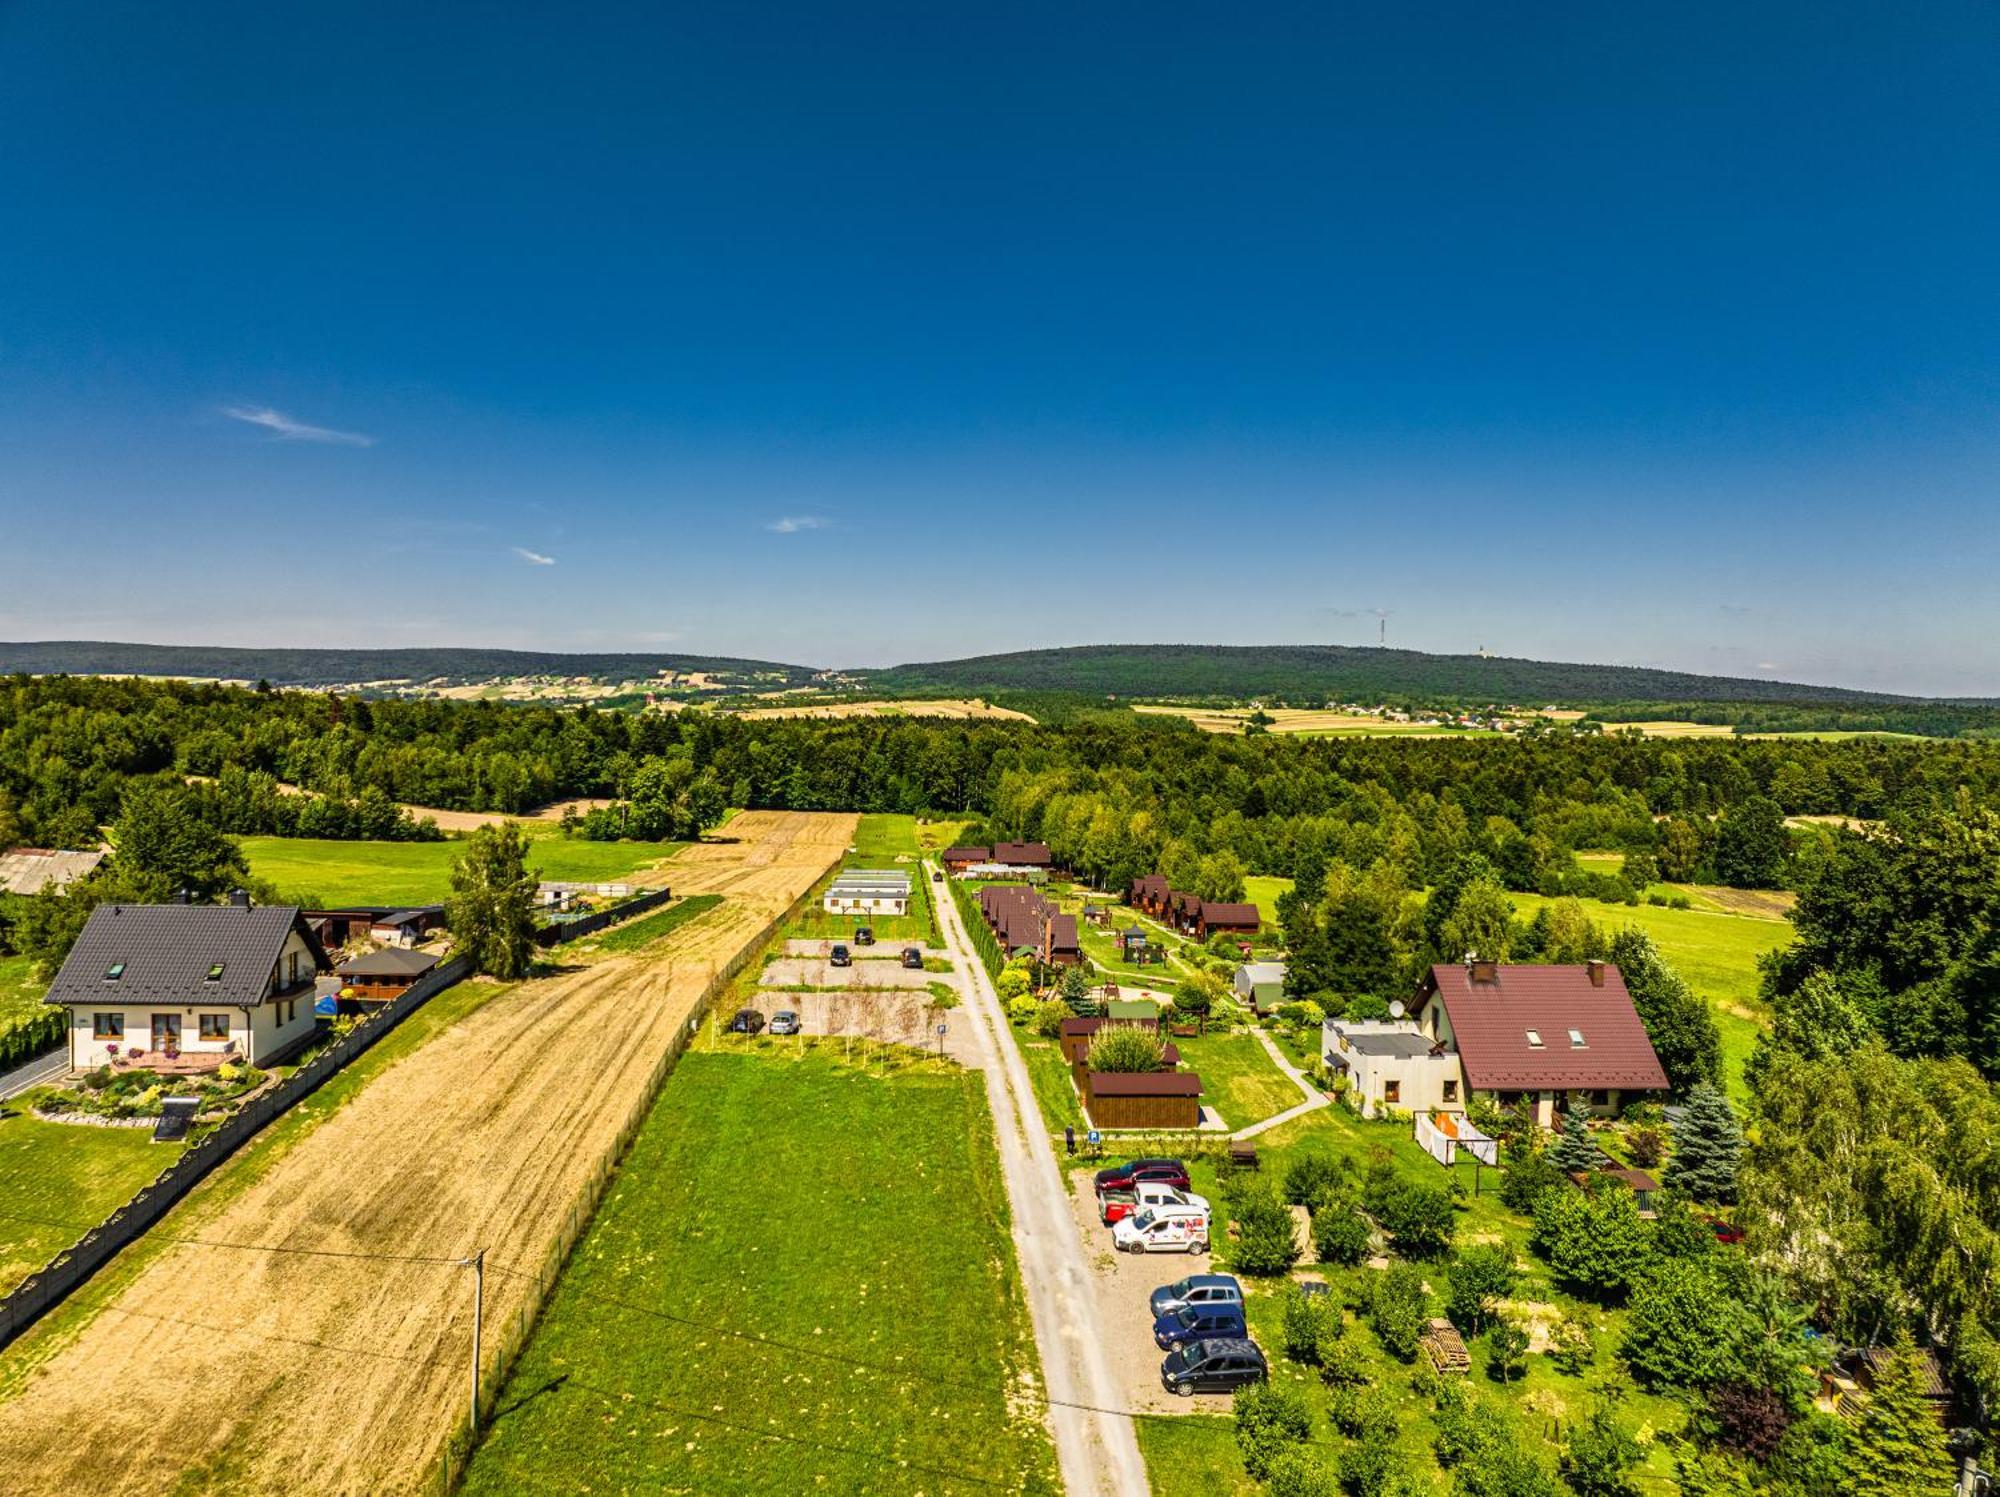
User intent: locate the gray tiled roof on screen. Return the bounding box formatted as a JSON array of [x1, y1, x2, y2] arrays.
[[336, 946, 440, 979], [45, 903, 329, 1009]]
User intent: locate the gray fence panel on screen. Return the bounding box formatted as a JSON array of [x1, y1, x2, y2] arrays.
[[533, 885, 673, 946]]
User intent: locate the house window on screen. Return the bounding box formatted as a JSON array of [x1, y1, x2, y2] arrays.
[[1569, 1029, 1587, 1049], [104, 963, 126, 981], [1443, 1079, 1459, 1103], [205, 963, 226, 982], [1383, 1080, 1401, 1105], [1525, 1030, 1544, 1048], [199, 1014, 231, 1040], [93, 1012, 125, 1039]]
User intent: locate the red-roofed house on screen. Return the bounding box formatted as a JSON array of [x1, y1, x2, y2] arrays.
[[1416, 959, 1668, 1127]]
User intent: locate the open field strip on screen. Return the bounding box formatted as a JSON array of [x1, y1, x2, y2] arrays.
[[459, 1041, 1057, 1496], [0, 810, 855, 1497], [240, 832, 682, 907], [1130, 704, 1481, 736], [729, 696, 1033, 721]]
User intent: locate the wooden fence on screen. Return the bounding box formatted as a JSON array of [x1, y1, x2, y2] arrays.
[[0, 953, 475, 1352]]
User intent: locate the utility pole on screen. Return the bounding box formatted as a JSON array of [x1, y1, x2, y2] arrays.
[[464, 1249, 485, 1431]]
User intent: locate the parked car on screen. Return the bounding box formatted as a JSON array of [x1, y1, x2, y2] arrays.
[[1160, 1337, 1267, 1397], [1112, 1205, 1209, 1254], [854, 926, 875, 946], [1093, 1158, 1191, 1195], [1149, 1274, 1244, 1319], [1101, 1181, 1210, 1226], [931, 870, 944, 882], [1701, 1213, 1745, 1245], [725, 1008, 765, 1034], [830, 944, 852, 967], [768, 1011, 801, 1036], [900, 946, 924, 969], [1154, 1302, 1248, 1350]]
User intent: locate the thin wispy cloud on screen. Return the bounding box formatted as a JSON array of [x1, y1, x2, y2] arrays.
[[511, 546, 557, 566], [221, 405, 375, 446], [762, 515, 828, 534]]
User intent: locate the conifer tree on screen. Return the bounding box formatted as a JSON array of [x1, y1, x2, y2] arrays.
[[1666, 1082, 1743, 1202], [1548, 1104, 1598, 1174], [1850, 1335, 1953, 1497]]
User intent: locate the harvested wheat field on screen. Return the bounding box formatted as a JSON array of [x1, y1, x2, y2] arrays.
[[731, 695, 1032, 721], [398, 795, 617, 833], [0, 809, 855, 1497]]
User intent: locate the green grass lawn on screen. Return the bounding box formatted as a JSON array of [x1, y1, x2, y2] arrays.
[[1016, 1028, 1085, 1132], [0, 1115, 181, 1295], [584, 893, 726, 954], [0, 954, 46, 1032], [459, 1044, 1056, 1496], [1173, 1028, 1301, 1130], [239, 836, 682, 907], [1244, 875, 1290, 926]]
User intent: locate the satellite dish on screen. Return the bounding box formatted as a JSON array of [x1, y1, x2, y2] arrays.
[[1389, 1000, 1407, 1019]]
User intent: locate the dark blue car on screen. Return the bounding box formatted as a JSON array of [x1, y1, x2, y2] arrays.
[[1153, 1301, 1248, 1350]]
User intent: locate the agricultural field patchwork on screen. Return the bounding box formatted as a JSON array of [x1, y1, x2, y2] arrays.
[[459, 1045, 1056, 1496]]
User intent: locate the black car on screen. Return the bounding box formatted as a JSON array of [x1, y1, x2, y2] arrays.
[[901, 946, 924, 969], [854, 926, 875, 946], [1161, 1336, 1267, 1396], [1093, 1158, 1191, 1194], [725, 1008, 766, 1034], [830, 944, 852, 967], [931, 870, 944, 882]]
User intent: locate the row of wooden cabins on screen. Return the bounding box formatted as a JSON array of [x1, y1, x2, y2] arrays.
[[944, 841, 1055, 876], [1126, 875, 1261, 940], [974, 884, 1083, 966], [1056, 1013, 1204, 1130]]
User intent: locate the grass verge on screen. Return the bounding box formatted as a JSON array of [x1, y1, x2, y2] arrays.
[[586, 893, 726, 954], [458, 1044, 1057, 1496], [240, 836, 681, 907]]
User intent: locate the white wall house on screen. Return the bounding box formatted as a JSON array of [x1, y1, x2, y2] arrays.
[[1321, 1020, 1463, 1119], [821, 870, 912, 916], [45, 901, 334, 1070]]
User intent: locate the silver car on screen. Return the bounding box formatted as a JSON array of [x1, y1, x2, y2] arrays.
[[768, 1011, 802, 1036]]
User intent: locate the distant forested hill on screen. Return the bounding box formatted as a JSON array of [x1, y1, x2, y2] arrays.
[[863, 644, 1929, 707], [0, 641, 815, 688]]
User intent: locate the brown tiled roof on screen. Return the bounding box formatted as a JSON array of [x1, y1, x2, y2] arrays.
[[1201, 902, 1260, 927], [992, 841, 1052, 866], [1129, 874, 1168, 901], [1047, 914, 1080, 951], [1861, 1346, 1950, 1399], [1089, 1071, 1202, 1097], [943, 846, 989, 862], [1425, 963, 1668, 1092]]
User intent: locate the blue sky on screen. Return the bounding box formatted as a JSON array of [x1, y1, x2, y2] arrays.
[[2, 3, 1996, 694]]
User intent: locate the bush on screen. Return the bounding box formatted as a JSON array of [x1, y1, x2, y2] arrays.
[[1033, 999, 1073, 1040], [1367, 1174, 1457, 1258], [1365, 1262, 1428, 1361], [1283, 1151, 1352, 1206], [1084, 1020, 1164, 1068], [1281, 1284, 1342, 1367], [1233, 1186, 1302, 1276], [1499, 1142, 1565, 1213], [1234, 1377, 1314, 1480], [1265, 1448, 1338, 1497], [1625, 1124, 1666, 1170], [1313, 1200, 1374, 1267], [1558, 1405, 1642, 1497], [1487, 1323, 1529, 1384], [1337, 1426, 1396, 1497], [1319, 1328, 1372, 1389], [1444, 1244, 1516, 1336], [1548, 1317, 1596, 1376], [1006, 994, 1039, 1026]]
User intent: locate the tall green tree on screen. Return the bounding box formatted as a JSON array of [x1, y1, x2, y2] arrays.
[[1607, 928, 1722, 1094], [446, 822, 540, 978], [1710, 795, 1788, 889], [114, 782, 249, 898], [1666, 1083, 1742, 1202], [1849, 1335, 1954, 1497]]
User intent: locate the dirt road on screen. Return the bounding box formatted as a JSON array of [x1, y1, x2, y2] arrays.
[[0, 811, 854, 1497], [932, 862, 1150, 1497]]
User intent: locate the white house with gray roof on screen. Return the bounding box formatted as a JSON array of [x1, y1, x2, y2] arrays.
[[45, 899, 332, 1071], [821, 869, 912, 916]]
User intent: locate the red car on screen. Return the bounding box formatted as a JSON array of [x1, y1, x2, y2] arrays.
[[1093, 1158, 1191, 1195], [1700, 1214, 1745, 1245]]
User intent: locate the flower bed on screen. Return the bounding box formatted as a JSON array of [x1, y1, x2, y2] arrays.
[[32, 1061, 268, 1122]]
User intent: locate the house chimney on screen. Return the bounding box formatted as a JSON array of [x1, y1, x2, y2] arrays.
[[1469, 959, 1499, 985], [173, 888, 192, 905], [228, 889, 251, 909], [1586, 959, 1605, 988]]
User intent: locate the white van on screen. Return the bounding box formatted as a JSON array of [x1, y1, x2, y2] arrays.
[[1112, 1205, 1211, 1255]]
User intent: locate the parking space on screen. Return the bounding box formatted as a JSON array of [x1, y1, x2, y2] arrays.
[[760, 957, 938, 988], [780, 938, 942, 960], [732, 987, 981, 1066], [1061, 1174, 1251, 1414]]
